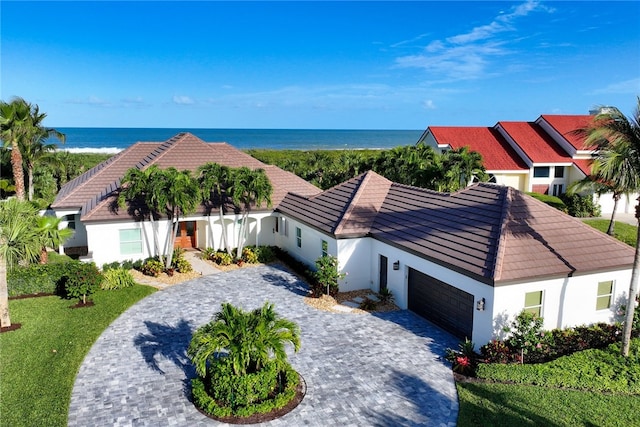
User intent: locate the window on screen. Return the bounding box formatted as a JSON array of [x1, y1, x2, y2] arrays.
[[321, 240, 328, 257], [524, 291, 543, 317], [280, 217, 288, 236], [65, 214, 76, 230], [119, 229, 142, 255], [296, 227, 302, 248], [275, 217, 279, 233], [554, 166, 565, 178], [596, 281, 614, 310], [533, 167, 550, 178], [552, 184, 564, 197]]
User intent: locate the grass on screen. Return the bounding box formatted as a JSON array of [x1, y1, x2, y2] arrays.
[[583, 219, 637, 247], [457, 339, 640, 426], [0, 285, 156, 427]]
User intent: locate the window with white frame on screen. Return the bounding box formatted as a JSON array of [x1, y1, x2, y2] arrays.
[[296, 227, 302, 248], [119, 229, 142, 255], [596, 280, 614, 310], [554, 166, 565, 178], [533, 167, 550, 178], [321, 240, 328, 257], [65, 214, 76, 230], [524, 291, 543, 317]]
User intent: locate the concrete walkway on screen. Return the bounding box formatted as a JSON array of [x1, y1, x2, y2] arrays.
[[68, 265, 459, 427]]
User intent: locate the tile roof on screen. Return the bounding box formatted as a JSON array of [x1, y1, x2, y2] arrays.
[[277, 171, 392, 237], [538, 114, 594, 151], [428, 126, 529, 171], [279, 176, 634, 284], [497, 121, 574, 164], [52, 132, 321, 222]]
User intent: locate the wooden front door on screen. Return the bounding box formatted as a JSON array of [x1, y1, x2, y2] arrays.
[[174, 221, 197, 249]]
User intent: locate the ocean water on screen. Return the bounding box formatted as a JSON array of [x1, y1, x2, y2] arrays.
[[50, 128, 423, 153]]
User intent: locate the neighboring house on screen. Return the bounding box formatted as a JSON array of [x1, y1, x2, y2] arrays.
[[277, 171, 635, 345], [52, 132, 636, 346], [418, 114, 635, 214], [50, 132, 321, 266]]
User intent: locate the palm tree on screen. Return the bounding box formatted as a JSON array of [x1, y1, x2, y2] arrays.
[[0, 97, 32, 200], [228, 167, 273, 260], [578, 99, 640, 356], [35, 215, 73, 264], [160, 168, 201, 269], [188, 301, 301, 377], [438, 147, 487, 192], [20, 122, 65, 201], [118, 165, 166, 263], [0, 199, 41, 328], [198, 162, 233, 255]]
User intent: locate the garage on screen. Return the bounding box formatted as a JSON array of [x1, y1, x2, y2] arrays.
[[408, 268, 474, 339]]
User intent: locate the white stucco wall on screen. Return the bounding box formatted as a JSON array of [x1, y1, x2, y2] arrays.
[[53, 209, 87, 250], [595, 193, 639, 215], [493, 268, 631, 343], [336, 237, 371, 292], [493, 172, 527, 192], [275, 216, 337, 268]]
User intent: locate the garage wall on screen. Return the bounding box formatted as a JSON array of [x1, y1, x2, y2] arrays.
[[337, 238, 372, 292]]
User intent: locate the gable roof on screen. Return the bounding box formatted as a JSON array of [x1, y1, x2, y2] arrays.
[[428, 126, 528, 171], [279, 176, 634, 285], [538, 114, 594, 151], [496, 121, 573, 164], [51, 132, 321, 221]]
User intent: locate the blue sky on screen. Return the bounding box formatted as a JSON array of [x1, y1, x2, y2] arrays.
[[2, 1, 639, 129]]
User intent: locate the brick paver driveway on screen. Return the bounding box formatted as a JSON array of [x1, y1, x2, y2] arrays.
[[68, 265, 459, 426]]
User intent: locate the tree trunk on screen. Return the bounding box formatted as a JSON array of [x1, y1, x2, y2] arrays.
[[40, 247, 48, 264], [0, 253, 11, 328], [28, 165, 34, 201], [621, 201, 640, 356], [219, 206, 231, 255], [607, 193, 620, 236], [165, 211, 180, 270], [236, 209, 249, 261], [10, 141, 25, 201], [149, 214, 163, 265]]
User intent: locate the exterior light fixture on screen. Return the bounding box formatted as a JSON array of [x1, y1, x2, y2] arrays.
[[476, 297, 485, 311], [392, 260, 400, 270]]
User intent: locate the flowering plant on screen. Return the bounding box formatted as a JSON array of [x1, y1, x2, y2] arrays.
[[445, 338, 478, 376]]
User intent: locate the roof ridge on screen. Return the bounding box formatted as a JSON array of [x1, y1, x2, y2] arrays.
[[137, 132, 199, 169], [333, 171, 391, 235], [492, 185, 512, 282]]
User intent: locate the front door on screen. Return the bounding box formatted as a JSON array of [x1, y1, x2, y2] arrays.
[[174, 221, 197, 249], [379, 255, 388, 292]]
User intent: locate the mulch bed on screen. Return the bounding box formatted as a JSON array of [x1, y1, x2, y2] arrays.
[[196, 373, 306, 424], [0, 323, 22, 333], [69, 301, 95, 309]]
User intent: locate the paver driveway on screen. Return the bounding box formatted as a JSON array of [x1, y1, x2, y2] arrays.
[[68, 265, 459, 426]]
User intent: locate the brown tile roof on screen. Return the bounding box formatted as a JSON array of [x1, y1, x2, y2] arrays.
[[429, 126, 529, 171], [277, 171, 392, 237], [279, 177, 634, 284], [52, 132, 320, 222]]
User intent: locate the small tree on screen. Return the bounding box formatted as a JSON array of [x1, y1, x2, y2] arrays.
[[503, 310, 552, 364], [312, 255, 345, 297], [64, 262, 103, 305]]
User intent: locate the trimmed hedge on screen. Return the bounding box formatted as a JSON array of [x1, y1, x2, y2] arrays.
[[8, 263, 71, 297]]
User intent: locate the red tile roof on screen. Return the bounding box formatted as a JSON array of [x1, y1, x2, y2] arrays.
[[279, 176, 634, 284], [52, 132, 321, 222], [497, 121, 573, 163], [429, 127, 528, 171], [538, 115, 594, 151]]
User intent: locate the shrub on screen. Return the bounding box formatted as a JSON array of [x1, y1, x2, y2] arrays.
[[379, 288, 394, 304], [102, 261, 121, 272], [241, 247, 259, 264], [561, 193, 601, 217], [170, 248, 193, 273], [141, 258, 164, 277], [101, 268, 136, 290], [311, 255, 344, 297], [64, 262, 103, 304], [445, 338, 479, 376], [121, 259, 134, 270], [526, 192, 566, 211], [213, 251, 233, 266], [503, 310, 553, 363], [480, 339, 518, 364], [8, 264, 58, 297], [132, 259, 144, 271], [359, 298, 377, 311], [201, 247, 217, 261], [255, 246, 276, 263]]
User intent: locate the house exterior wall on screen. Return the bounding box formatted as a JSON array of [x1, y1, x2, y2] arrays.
[[493, 269, 630, 342], [54, 209, 87, 250], [276, 216, 337, 267], [595, 193, 639, 215], [336, 238, 371, 292], [492, 172, 527, 192]]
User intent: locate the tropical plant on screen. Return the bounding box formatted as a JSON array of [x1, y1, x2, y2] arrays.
[[198, 162, 233, 255], [140, 258, 164, 277], [503, 310, 553, 363], [0, 97, 31, 200], [228, 167, 273, 260], [445, 338, 479, 376], [188, 302, 301, 377], [35, 215, 73, 264], [0, 179, 15, 199], [101, 268, 136, 290], [118, 165, 166, 264], [63, 262, 103, 304], [575, 99, 640, 356]]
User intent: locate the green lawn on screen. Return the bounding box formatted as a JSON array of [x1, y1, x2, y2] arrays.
[[457, 339, 640, 426], [0, 285, 156, 427], [583, 219, 637, 247]]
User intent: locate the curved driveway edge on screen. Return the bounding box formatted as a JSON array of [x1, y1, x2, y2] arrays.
[[68, 265, 459, 426]]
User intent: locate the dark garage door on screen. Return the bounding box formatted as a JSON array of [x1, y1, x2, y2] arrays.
[[408, 268, 474, 339]]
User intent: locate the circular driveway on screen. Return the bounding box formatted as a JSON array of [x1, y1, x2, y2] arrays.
[[68, 265, 459, 426]]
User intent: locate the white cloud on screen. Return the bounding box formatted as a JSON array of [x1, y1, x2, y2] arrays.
[[591, 77, 640, 95], [394, 0, 552, 82], [172, 95, 195, 105], [423, 100, 436, 110], [66, 96, 112, 107]]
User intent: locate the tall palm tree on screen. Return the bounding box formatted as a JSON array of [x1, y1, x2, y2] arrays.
[[118, 165, 166, 263], [35, 215, 73, 264], [0, 199, 41, 328], [0, 97, 32, 200], [20, 122, 65, 201], [160, 168, 201, 269], [198, 162, 233, 255], [188, 301, 301, 377], [228, 167, 273, 260], [579, 99, 640, 356]]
